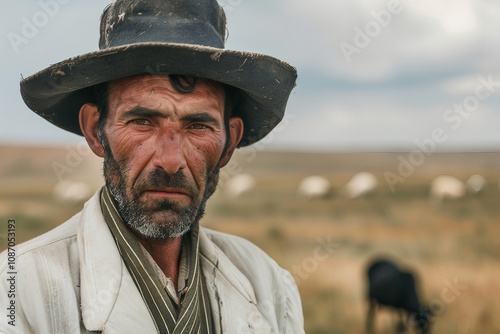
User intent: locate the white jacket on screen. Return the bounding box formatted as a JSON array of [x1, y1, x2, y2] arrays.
[[0, 190, 304, 334]]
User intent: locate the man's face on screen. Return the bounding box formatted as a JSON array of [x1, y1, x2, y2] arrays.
[[100, 75, 227, 239]]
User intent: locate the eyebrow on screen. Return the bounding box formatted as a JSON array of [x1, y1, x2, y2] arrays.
[[181, 113, 220, 127], [120, 106, 221, 127], [120, 107, 165, 120]]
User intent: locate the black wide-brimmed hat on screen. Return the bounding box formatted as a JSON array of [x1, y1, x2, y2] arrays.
[[20, 0, 297, 147]]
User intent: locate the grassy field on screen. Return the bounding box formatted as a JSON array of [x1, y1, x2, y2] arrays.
[[1, 145, 500, 333]]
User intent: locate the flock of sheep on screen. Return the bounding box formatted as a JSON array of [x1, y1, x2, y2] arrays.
[[51, 172, 491, 203], [222, 172, 492, 201]]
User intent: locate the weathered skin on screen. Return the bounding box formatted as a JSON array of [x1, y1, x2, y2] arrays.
[[79, 74, 244, 287]]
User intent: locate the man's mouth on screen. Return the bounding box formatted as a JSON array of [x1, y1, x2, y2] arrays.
[[141, 187, 191, 201]]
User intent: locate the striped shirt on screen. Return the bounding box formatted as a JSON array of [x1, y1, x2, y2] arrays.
[[139, 242, 189, 305]]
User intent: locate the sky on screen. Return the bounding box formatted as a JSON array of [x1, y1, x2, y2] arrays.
[[1, 0, 499, 151]]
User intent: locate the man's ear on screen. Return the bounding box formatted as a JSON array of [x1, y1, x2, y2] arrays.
[[79, 103, 104, 158], [219, 117, 244, 168]]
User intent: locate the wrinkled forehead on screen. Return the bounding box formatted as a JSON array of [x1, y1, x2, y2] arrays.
[[108, 74, 226, 102]]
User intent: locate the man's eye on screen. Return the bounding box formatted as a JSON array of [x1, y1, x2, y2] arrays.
[[132, 119, 151, 125], [190, 124, 208, 130]]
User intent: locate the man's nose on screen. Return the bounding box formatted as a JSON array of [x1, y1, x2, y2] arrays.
[[151, 129, 187, 174]]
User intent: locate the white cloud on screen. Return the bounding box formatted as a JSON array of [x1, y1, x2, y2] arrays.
[[251, 0, 498, 83], [406, 0, 477, 34], [443, 75, 484, 95]]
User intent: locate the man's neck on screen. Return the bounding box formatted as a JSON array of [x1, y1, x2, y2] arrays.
[[134, 233, 183, 291]]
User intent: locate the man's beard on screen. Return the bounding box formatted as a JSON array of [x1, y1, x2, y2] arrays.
[[101, 136, 220, 239]]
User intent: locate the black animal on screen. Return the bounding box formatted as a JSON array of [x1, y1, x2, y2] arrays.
[[366, 259, 431, 334]]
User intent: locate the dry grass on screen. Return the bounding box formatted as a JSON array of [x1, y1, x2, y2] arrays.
[[1, 146, 500, 333]]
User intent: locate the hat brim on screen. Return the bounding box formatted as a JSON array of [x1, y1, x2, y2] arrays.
[[20, 42, 297, 147]]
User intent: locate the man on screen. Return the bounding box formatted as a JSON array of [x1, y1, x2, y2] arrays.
[[0, 0, 303, 333]]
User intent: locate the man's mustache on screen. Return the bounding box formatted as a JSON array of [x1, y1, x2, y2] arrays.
[[133, 169, 198, 198]]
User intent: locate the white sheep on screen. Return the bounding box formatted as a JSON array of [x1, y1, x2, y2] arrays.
[[298, 176, 331, 199], [225, 173, 256, 197], [430, 175, 466, 201], [53, 180, 93, 203], [342, 172, 378, 199], [466, 174, 486, 195]]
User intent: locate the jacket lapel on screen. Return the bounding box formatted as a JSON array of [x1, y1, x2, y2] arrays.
[[77, 190, 156, 333]]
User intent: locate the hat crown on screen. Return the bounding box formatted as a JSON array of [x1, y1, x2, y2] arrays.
[[99, 0, 227, 49]]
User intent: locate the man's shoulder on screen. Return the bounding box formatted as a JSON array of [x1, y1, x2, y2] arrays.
[[201, 227, 253, 246], [0, 211, 81, 274], [199, 227, 305, 333], [201, 227, 270, 258], [200, 227, 286, 278]]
